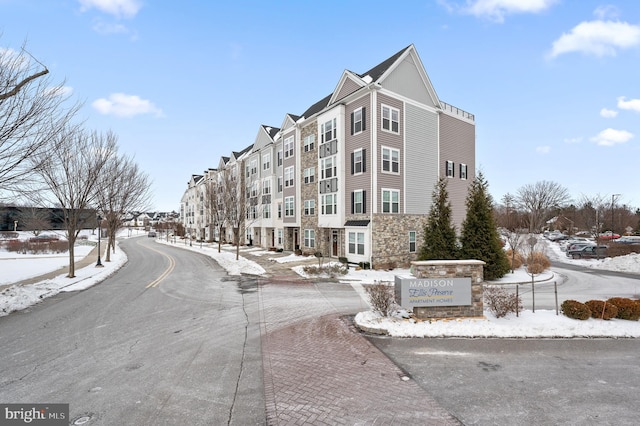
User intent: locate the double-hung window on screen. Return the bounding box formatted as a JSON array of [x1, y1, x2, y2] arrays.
[[263, 179, 271, 195], [321, 156, 336, 179], [352, 149, 365, 174], [263, 204, 271, 219], [304, 229, 315, 248], [446, 161, 455, 178], [321, 118, 336, 143], [277, 150, 283, 166], [277, 176, 283, 193], [409, 231, 416, 253], [303, 134, 315, 152], [348, 232, 365, 255], [284, 166, 294, 188], [352, 190, 365, 214], [284, 136, 294, 158], [321, 194, 337, 215], [382, 189, 399, 213], [351, 107, 366, 134], [263, 153, 271, 171], [284, 196, 294, 217], [304, 199, 315, 215], [304, 167, 315, 184], [250, 159, 257, 175], [460, 163, 468, 180], [381, 104, 399, 133], [382, 147, 399, 174]]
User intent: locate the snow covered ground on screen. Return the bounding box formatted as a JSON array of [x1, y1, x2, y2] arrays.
[[1, 233, 639, 338]]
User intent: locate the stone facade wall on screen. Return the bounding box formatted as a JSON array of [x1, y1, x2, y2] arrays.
[[371, 214, 427, 268], [300, 122, 320, 255], [409, 260, 484, 319]]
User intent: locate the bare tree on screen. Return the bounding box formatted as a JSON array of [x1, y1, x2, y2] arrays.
[[95, 151, 152, 261], [204, 174, 226, 252], [0, 41, 79, 195], [222, 165, 244, 260], [516, 181, 571, 233], [18, 206, 50, 236], [31, 127, 116, 277], [576, 193, 608, 243], [499, 193, 526, 273]]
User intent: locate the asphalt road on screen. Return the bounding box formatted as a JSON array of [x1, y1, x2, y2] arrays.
[[367, 336, 640, 426], [0, 237, 264, 425]]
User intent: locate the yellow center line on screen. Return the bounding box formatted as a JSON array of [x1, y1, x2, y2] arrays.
[[138, 239, 176, 289]]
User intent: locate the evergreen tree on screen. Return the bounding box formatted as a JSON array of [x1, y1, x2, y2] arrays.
[[460, 171, 510, 280], [419, 178, 458, 260]]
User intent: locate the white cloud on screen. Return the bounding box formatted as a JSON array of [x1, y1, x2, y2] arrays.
[[536, 145, 551, 154], [549, 20, 640, 58], [78, 0, 142, 19], [590, 128, 634, 146], [564, 137, 583, 144], [44, 86, 74, 97], [593, 5, 620, 20], [462, 0, 558, 23], [92, 20, 130, 35], [600, 108, 618, 118], [617, 96, 640, 112], [92, 93, 164, 118]]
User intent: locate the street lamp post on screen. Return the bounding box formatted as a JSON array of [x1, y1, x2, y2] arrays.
[[96, 215, 103, 267]]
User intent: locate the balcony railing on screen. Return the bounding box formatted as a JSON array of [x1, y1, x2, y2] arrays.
[[440, 101, 475, 121]]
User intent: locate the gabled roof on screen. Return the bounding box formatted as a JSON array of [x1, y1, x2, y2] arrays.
[[357, 45, 411, 82], [300, 93, 332, 120]]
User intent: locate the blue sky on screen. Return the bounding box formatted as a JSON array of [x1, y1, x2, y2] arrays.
[[2, 0, 639, 212]]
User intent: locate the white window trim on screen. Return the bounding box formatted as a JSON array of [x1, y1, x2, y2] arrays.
[[263, 153, 271, 171], [381, 104, 399, 134], [353, 189, 364, 214], [353, 107, 364, 135], [409, 231, 416, 253], [460, 163, 468, 180], [446, 160, 454, 178], [381, 146, 400, 175], [353, 148, 364, 175], [303, 134, 315, 152], [382, 188, 400, 214], [284, 136, 294, 158], [284, 196, 294, 217], [284, 166, 294, 188]]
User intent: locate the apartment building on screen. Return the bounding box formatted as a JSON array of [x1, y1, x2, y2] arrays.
[[181, 44, 475, 268]]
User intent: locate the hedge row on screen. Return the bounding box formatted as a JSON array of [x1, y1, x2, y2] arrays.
[[562, 298, 640, 321]]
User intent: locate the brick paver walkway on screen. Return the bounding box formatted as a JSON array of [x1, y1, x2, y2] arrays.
[[246, 250, 460, 425]]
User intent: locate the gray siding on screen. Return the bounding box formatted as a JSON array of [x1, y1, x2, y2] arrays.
[[344, 94, 372, 219], [381, 55, 434, 107], [405, 103, 438, 214], [336, 77, 361, 101], [376, 93, 403, 213], [439, 113, 476, 231]]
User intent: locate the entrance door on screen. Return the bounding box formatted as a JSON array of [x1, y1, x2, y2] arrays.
[[332, 230, 339, 257], [293, 228, 299, 250], [271, 230, 275, 247]]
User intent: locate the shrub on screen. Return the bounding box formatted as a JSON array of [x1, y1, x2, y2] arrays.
[[358, 261, 370, 270], [585, 300, 618, 320], [364, 282, 395, 317], [527, 251, 550, 270], [607, 297, 640, 321], [561, 300, 592, 320], [506, 249, 523, 269], [484, 286, 522, 318], [302, 263, 347, 278]]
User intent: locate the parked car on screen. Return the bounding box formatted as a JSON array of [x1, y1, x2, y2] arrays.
[[148, 231, 157, 238], [28, 234, 60, 243], [614, 236, 640, 244], [599, 231, 620, 240], [560, 237, 593, 251], [567, 245, 608, 259], [564, 242, 595, 252]]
